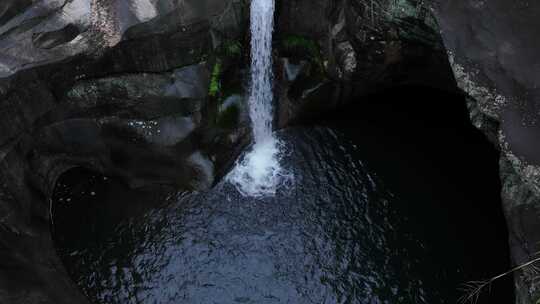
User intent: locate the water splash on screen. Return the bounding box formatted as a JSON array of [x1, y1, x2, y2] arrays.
[[227, 0, 291, 197]]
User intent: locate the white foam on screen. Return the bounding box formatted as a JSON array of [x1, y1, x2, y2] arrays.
[[131, 0, 158, 22], [227, 137, 291, 197]]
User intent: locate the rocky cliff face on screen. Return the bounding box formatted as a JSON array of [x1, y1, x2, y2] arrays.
[[433, 2, 540, 303], [0, 1, 251, 303], [0, 0, 539, 303]]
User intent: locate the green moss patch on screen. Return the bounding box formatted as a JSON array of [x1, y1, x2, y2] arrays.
[[221, 40, 243, 57], [209, 59, 222, 98], [281, 35, 321, 60]]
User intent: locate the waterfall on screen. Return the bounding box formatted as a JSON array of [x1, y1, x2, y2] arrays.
[[247, 0, 274, 143], [227, 0, 291, 197]]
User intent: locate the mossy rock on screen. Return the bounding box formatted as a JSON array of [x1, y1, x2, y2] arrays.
[[279, 35, 323, 67], [221, 40, 243, 57], [209, 59, 223, 98], [281, 35, 319, 56], [215, 38, 244, 59], [207, 38, 247, 100]]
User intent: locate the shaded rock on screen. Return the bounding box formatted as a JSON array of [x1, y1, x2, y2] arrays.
[[98, 20, 212, 73], [125, 0, 247, 41], [334, 41, 357, 80], [0, 15, 47, 41], [432, 1, 540, 302], [32, 24, 80, 49], [275, 0, 456, 129], [281, 58, 308, 83], [0, 0, 34, 27], [0, 2, 251, 303], [186, 151, 215, 189], [277, 0, 330, 39], [136, 116, 196, 147], [0, 0, 249, 78], [167, 64, 211, 99], [66, 73, 174, 110], [217, 94, 245, 129]]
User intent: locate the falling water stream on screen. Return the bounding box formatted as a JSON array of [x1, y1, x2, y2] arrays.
[[227, 0, 290, 197]]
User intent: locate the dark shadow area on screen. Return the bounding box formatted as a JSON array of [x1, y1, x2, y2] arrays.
[[51, 168, 174, 258], [319, 85, 514, 303]]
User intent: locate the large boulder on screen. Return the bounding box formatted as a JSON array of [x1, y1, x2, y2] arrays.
[[0, 1, 250, 303]]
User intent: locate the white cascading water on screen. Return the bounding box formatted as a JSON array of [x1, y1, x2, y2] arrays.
[[227, 0, 290, 197]]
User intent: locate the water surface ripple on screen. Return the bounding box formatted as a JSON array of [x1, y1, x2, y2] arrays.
[[56, 127, 456, 304]]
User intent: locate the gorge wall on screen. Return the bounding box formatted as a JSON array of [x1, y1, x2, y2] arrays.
[[0, 0, 538, 303], [433, 2, 540, 302]]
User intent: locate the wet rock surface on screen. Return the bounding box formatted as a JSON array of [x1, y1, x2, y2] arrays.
[[432, 1, 540, 302], [275, 0, 455, 127]]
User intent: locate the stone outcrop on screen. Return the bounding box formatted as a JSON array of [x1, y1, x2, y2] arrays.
[[275, 0, 455, 126], [432, 1, 540, 303], [0, 1, 249, 303]]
